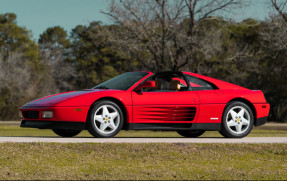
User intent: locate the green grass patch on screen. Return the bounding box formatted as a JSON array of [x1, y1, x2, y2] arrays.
[[0, 124, 287, 137], [0, 143, 286, 180]]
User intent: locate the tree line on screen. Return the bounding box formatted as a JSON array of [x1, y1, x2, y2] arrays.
[[0, 0, 286, 122]]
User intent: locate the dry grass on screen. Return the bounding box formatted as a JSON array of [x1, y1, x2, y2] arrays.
[[0, 143, 286, 180]]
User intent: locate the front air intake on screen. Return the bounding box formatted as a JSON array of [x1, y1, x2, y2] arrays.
[[22, 111, 39, 119]]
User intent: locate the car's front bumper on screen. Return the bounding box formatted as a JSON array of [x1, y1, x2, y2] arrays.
[[20, 120, 86, 130], [19, 106, 90, 122]]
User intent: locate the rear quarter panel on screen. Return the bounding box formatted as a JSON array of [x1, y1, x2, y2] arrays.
[[183, 72, 269, 121], [195, 89, 268, 123], [221, 90, 269, 119]]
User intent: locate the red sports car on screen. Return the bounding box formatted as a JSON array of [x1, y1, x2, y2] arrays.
[[19, 71, 270, 138]]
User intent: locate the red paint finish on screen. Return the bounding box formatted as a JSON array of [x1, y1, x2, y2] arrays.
[[196, 104, 226, 123], [132, 91, 199, 123], [133, 105, 197, 123], [19, 71, 270, 130], [254, 103, 270, 118]]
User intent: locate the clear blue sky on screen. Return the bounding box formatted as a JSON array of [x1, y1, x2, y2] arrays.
[[0, 0, 272, 41]]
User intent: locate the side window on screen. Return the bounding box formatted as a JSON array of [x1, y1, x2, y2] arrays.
[[141, 74, 189, 92], [185, 75, 215, 90]]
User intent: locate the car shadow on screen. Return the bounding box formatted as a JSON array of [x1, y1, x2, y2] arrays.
[[115, 137, 225, 139], [1, 136, 225, 139]]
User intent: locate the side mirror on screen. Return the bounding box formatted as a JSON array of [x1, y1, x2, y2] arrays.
[[135, 81, 155, 92]]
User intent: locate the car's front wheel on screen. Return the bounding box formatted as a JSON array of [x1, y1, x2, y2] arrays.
[[177, 130, 205, 138], [219, 101, 254, 138], [52, 129, 82, 137], [87, 100, 124, 138]]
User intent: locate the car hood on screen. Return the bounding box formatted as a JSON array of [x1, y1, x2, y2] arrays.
[[21, 89, 112, 107]]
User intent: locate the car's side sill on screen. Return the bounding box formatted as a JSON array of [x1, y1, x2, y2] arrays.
[[127, 123, 221, 131], [20, 120, 86, 130]]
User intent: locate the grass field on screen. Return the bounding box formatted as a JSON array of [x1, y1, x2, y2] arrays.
[[0, 123, 286, 180], [0, 143, 286, 180], [0, 123, 287, 137]]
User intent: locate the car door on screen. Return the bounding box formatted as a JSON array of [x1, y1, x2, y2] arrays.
[[132, 77, 199, 123], [184, 74, 225, 123]]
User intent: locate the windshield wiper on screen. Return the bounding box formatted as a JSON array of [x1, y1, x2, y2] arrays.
[[94, 85, 109, 89]]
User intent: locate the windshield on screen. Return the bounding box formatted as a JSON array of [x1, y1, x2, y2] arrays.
[[93, 72, 149, 90]]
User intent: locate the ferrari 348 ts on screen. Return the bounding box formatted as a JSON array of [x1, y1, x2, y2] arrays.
[[19, 71, 270, 138]]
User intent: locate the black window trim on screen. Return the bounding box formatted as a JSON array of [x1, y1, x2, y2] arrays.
[[183, 74, 218, 91]]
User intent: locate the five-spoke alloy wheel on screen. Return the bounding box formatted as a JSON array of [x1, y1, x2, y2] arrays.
[[219, 101, 254, 138], [88, 100, 123, 138]]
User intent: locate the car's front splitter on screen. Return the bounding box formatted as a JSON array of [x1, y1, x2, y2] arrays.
[[20, 120, 86, 130]]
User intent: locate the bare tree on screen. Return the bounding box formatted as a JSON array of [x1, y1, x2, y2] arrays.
[[0, 52, 57, 120], [271, 0, 287, 22], [103, 0, 248, 71]]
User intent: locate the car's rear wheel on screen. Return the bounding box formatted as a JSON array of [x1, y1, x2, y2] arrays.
[[177, 130, 205, 138], [52, 129, 81, 137], [87, 100, 124, 138], [219, 101, 254, 138]]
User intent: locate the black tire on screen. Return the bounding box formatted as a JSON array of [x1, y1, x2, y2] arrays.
[[219, 101, 254, 138], [87, 100, 124, 138], [52, 129, 81, 137], [177, 130, 205, 138]]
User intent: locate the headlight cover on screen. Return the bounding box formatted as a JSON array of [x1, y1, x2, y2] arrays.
[[42, 111, 53, 119]]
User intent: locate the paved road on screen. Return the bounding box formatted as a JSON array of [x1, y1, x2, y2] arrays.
[[0, 137, 286, 143]]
